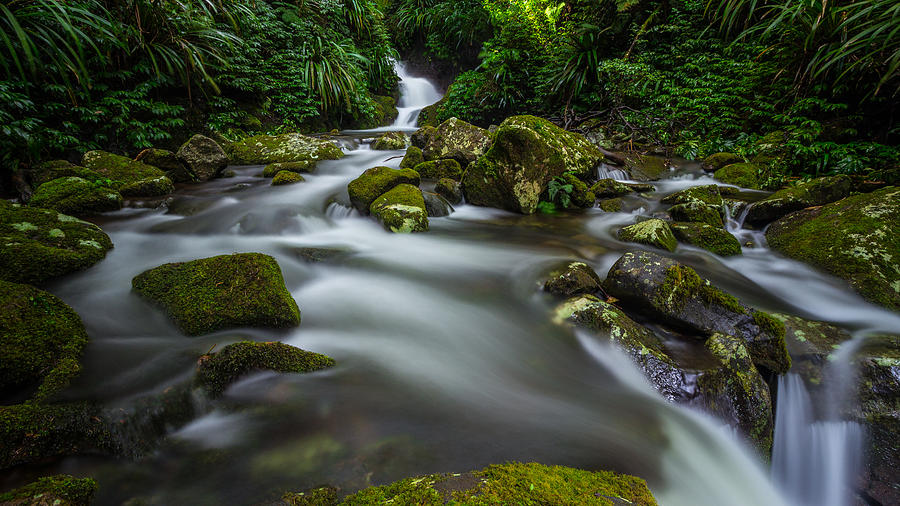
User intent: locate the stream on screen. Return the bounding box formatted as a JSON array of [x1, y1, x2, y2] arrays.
[[14, 63, 900, 505]]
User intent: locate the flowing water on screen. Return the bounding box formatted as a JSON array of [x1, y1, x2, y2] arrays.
[[9, 64, 900, 505]]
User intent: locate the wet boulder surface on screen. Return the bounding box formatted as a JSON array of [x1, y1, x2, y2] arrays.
[[347, 166, 421, 213], [29, 177, 123, 215], [420, 117, 491, 165], [81, 150, 174, 197], [229, 133, 344, 165]]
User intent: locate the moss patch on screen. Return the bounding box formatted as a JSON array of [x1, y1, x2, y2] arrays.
[[413, 159, 463, 180], [421, 117, 492, 164], [372, 132, 409, 150], [400, 146, 425, 170], [347, 166, 420, 213], [591, 179, 634, 198], [29, 160, 103, 189], [230, 133, 344, 165], [714, 163, 766, 190], [598, 198, 623, 212], [671, 222, 741, 256], [435, 178, 462, 204], [132, 253, 300, 336], [544, 261, 601, 297], [80, 150, 166, 189], [29, 177, 123, 215], [668, 202, 724, 228], [118, 176, 174, 198], [618, 219, 677, 252], [745, 175, 853, 225], [701, 152, 743, 172], [0, 475, 97, 506], [654, 264, 745, 315], [369, 184, 429, 233], [272, 171, 305, 186], [661, 185, 723, 207], [262, 161, 317, 178]]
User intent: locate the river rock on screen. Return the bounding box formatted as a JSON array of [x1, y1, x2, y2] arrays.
[[435, 178, 462, 204], [28, 160, 103, 189], [414, 159, 463, 180], [421, 117, 491, 164], [598, 198, 623, 212], [372, 94, 399, 125], [765, 186, 899, 310], [557, 173, 596, 208], [462, 115, 602, 214], [590, 178, 635, 198], [262, 160, 316, 177], [422, 191, 453, 217], [668, 202, 724, 228], [603, 251, 791, 374], [369, 184, 429, 233], [744, 175, 853, 225], [543, 262, 602, 297], [347, 166, 421, 213], [400, 146, 425, 170], [410, 125, 436, 149], [81, 150, 173, 197], [617, 219, 677, 252], [0, 474, 97, 505], [714, 163, 766, 190], [176, 135, 228, 181], [271, 171, 305, 186], [119, 175, 175, 198], [701, 152, 743, 172], [0, 201, 113, 284], [136, 148, 195, 182], [372, 131, 409, 150], [132, 253, 301, 336], [661, 185, 723, 207], [194, 341, 335, 396], [229, 133, 344, 165], [671, 222, 741, 256], [0, 280, 89, 402], [625, 153, 669, 181], [29, 177, 123, 215]]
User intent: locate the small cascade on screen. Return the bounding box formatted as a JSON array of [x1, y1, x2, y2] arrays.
[[325, 201, 358, 220], [597, 162, 629, 180], [392, 62, 442, 129], [725, 201, 766, 249]]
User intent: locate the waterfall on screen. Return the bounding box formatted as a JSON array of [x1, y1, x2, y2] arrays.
[[391, 62, 443, 129]]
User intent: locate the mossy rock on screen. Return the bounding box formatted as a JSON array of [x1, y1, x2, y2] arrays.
[[372, 132, 409, 151], [462, 115, 602, 214], [410, 125, 437, 149], [421, 117, 492, 165], [400, 146, 425, 170], [28, 160, 103, 189], [603, 251, 791, 374], [745, 175, 853, 225], [271, 171, 305, 186], [422, 191, 453, 217], [661, 185, 723, 207], [591, 179, 634, 198], [772, 313, 852, 386], [230, 133, 344, 165], [0, 475, 97, 506], [668, 202, 724, 228], [560, 173, 596, 208], [369, 184, 429, 233], [413, 159, 462, 180], [701, 152, 743, 172], [337, 462, 657, 505], [29, 177, 123, 215], [765, 186, 899, 311], [617, 219, 677, 252], [347, 166, 421, 214], [372, 94, 399, 125], [434, 178, 462, 204], [177, 134, 228, 181], [416, 101, 442, 128], [283, 486, 339, 506], [0, 280, 88, 402], [131, 253, 301, 336], [671, 222, 741, 256], [543, 261, 601, 297], [0, 201, 113, 285], [624, 154, 668, 181], [598, 198, 624, 212], [714, 163, 766, 190], [195, 341, 335, 397], [118, 176, 175, 198], [135, 148, 195, 183], [262, 161, 317, 178], [80, 150, 166, 191]]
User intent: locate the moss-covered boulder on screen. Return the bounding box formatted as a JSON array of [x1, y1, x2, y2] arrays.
[[591, 178, 635, 198], [668, 202, 724, 228], [714, 163, 766, 190], [701, 152, 743, 172], [195, 341, 334, 396], [416, 102, 441, 129], [80, 150, 169, 196], [0, 201, 113, 285], [0, 474, 97, 506], [135, 148, 195, 183], [745, 175, 853, 225], [347, 166, 420, 213], [598, 198, 624, 212], [462, 115, 602, 214], [558, 173, 596, 208], [230, 133, 344, 165], [413, 159, 463, 180], [410, 125, 436, 149], [543, 261, 602, 297], [617, 219, 677, 252], [372, 132, 409, 150], [337, 462, 657, 505], [271, 171, 305, 186], [671, 222, 741, 256], [421, 117, 492, 165], [0, 280, 88, 402], [29, 177, 123, 215], [369, 184, 429, 233], [132, 253, 301, 336], [400, 146, 425, 170], [372, 94, 398, 125], [262, 160, 317, 178], [28, 160, 103, 189], [624, 153, 669, 181], [603, 251, 791, 374], [119, 175, 175, 198], [661, 185, 723, 207], [765, 186, 899, 310], [434, 178, 462, 204]]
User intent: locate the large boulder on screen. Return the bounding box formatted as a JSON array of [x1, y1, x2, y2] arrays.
[[118, 175, 175, 198], [29, 177, 123, 215], [414, 159, 463, 180], [369, 184, 429, 233], [603, 251, 791, 374], [0, 475, 97, 506], [0, 201, 113, 284], [668, 202, 724, 228], [435, 178, 462, 204], [229, 133, 344, 165], [543, 261, 602, 297], [135, 148, 195, 182], [765, 186, 899, 310], [28, 160, 102, 189], [591, 178, 636, 198], [617, 219, 677, 252], [195, 341, 334, 396], [81, 150, 173, 197], [462, 115, 602, 214], [347, 166, 420, 213], [176, 134, 228, 181], [661, 185, 723, 207], [744, 175, 853, 225], [400, 146, 425, 170], [671, 222, 742, 256], [0, 280, 89, 402], [421, 117, 492, 164], [702, 152, 743, 172], [714, 163, 766, 190], [132, 253, 301, 336], [372, 131, 409, 150], [624, 153, 669, 181]]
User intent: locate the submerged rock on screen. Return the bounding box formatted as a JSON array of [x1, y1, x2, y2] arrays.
[[617, 219, 677, 252], [347, 166, 421, 214], [400, 146, 425, 170], [229, 133, 344, 165], [413, 159, 463, 180], [195, 341, 334, 396], [369, 184, 429, 233], [765, 186, 899, 311], [543, 262, 602, 297], [0, 474, 97, 506], [372, 131, 409, 150], [29, 176, 123, 215], [262, 160, 317, 178], [434, 178, 462, 204], [136, 147, 195, 182], [0, 201, 113, 285], [421, 117, 492, 165], [714, 163, 766, 190], [81, 150, 172, 197], [671, 222, 742, 256], [271, 171, 305, 186], [132, 253, 301, 336], [745, 175, 853, 225], [462, 115, 602, 214], [701, 152, 743, 172]]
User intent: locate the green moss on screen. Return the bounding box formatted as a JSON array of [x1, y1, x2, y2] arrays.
[[422, 117, 492, 164], [400, 146, 425, 170], [750, 310, 791, 373], [416, 97, 445, 128], [29, 160, 103, 189], [0, 201, 113, 285], [561, 173, 596, 208], [714, 163, 766, 190], [411, 125, 437, 149], [131, 253, 300, 336], [194, 341, 334, 396], [0, 475, 97, 505], [661, 185, 723, 207], [262, 160, 317, 177], [271, 171, 305, 186], [413, 159, 463, 180], [119, 176, 175, 198], [372, 132, 409, 150], [229, 133, 344, 165], [544, 262, 601, 297], [29, 177, 123, 215], [369, 184, 429, 233], [655, 264, 745, 314], [435, 178, 462, 204], [80, 150, 166, 189], [134, 148, 184, 172], [617, 219, 677, 252], [624, 154, 669, 181], [283, 486, 339, 506], [671, 222, 741, 256], [702, 152, 743, 171], [347, 166, 421, 213], [590, 178, 634, 198], [668, 202, 724, 228], [598, 198, 623, 212], [372, 94, 398, 125], [745, 175, 853, 225]]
